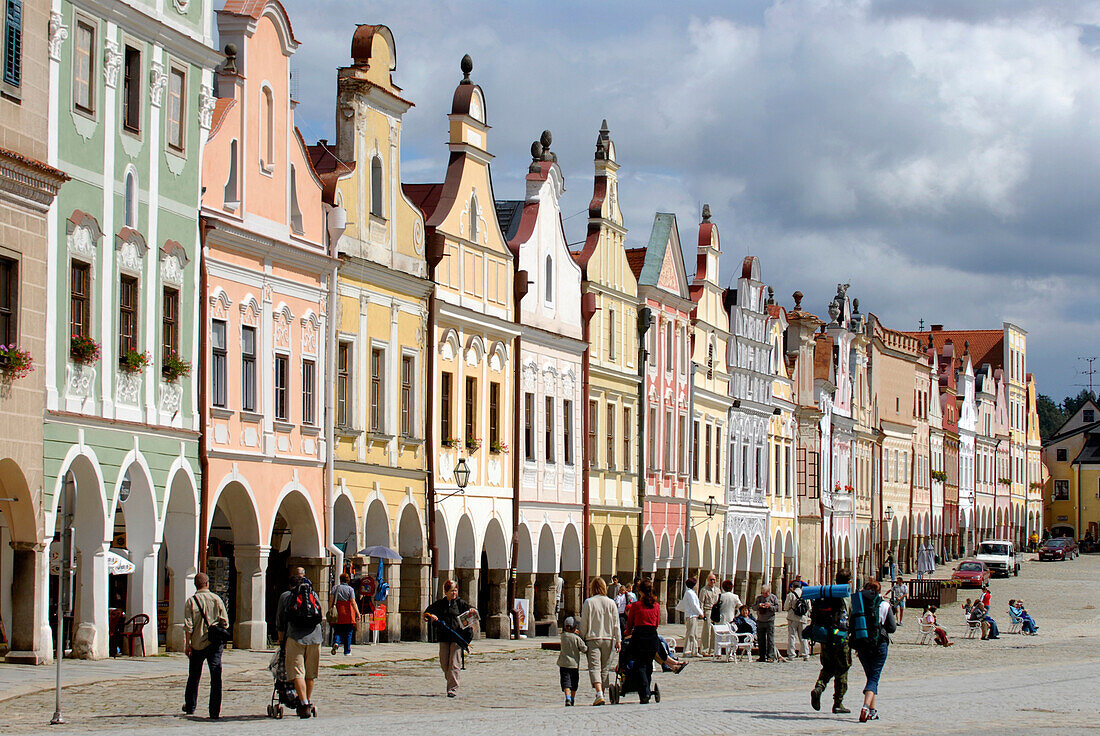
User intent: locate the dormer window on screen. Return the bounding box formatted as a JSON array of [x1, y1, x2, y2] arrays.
[[370, 156, 383, 217], [1085, 409, 1095, 423]]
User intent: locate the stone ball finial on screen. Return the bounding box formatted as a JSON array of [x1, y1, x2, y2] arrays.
[[793, 290, 803, 310], [852, 297, 860, 313], [964, 339, 970, 354], [766, 286, 775, 305], [223, 43, 238, 74], [702, 203, 712, 222], [540, 130, 552, 150], [460, 54, 473, 82]]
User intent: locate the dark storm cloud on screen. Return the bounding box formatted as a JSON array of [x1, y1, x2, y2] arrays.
[[270, 0, 1100, 397]]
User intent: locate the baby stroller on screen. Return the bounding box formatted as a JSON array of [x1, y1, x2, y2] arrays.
[[266, 643, 315, 719], [607, 636, 661, 705]]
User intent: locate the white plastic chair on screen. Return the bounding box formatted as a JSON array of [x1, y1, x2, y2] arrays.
[[733, 631, 756, 662], [1007, 610, 1022, 635], [918, 619, 936, 645], [965, 617, 981, 639], [711, 624, 735, 661]]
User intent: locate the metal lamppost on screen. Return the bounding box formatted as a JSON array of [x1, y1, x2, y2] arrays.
[[883, 505, 895, 579], [51, 473, 75, 726]]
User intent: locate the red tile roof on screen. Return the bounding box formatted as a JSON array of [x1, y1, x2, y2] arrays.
[[903, 328, 1004, 369], [625, 247, 647, 279], [219, 0, 298, 43], [0, 145, 68, 182], [403, 183, 444, 221]]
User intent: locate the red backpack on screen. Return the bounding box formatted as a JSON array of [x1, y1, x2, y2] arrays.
[[287, 580, 322, 628]]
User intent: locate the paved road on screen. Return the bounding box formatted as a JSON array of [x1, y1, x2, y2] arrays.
[[5, 554, 1099, 735]]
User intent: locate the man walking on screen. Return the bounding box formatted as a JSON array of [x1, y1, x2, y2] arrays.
[[890, 576, 908, 625], [607, 575, 621, 599], [753, 585, 781, 662], [276, 567, 323, 718], [810, 570, 853, 714], [699, 574, 721, 655], [784, 581, 810, 661], [182, 572, 229, 719], [675, 577, 704, 657]]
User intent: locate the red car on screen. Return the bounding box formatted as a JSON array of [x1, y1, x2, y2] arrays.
[[1039, 538, 1074, 561], [951, 560, 992, 587]]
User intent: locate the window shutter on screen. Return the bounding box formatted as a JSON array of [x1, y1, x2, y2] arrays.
[[4, 0, 22, 87]]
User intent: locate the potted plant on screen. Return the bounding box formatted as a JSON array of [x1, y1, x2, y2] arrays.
[[119, 349, 151, 374], [843, 484, 854, 493], [69, 334, 101, 365], [0, 344, 34, 379], [490, 439, 510, 455], [465, 435, 482, 453], [162, 351, 192, 382], [997, 477, 1012, 486], [440, 436, 457, 449]]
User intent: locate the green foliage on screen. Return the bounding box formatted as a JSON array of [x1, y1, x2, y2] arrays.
[[1061, 389, 1096, 419], [1037, 393, 1065, 440]]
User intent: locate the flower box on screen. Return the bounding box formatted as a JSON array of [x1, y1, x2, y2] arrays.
[[0, 345, 34, 379], [70, 334, 101, 365], [162, 351, 192, 382], [119, 349, 151, 374]]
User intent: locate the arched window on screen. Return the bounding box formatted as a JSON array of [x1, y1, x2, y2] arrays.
[[261, 86, 274, 169], [469, 196, 478, 242], [124, 171, 136, 227], [544, 254, 553, 303], [370, 156, 383, 217]]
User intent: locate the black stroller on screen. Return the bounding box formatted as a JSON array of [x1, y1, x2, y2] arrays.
[[266, 643, 315, 719], [607, 636, 661, 705]]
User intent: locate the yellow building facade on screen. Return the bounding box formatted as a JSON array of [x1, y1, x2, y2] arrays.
[[574, 122, 641, 585], [314, 25, 432, 641], [1041, 400, 1099, 541]]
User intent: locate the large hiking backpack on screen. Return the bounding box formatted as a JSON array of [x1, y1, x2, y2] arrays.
[[792, 595, 810, 618], [850, 591, 883, 650], [807, 596, 847, 643], [287, 580, 323, 629]]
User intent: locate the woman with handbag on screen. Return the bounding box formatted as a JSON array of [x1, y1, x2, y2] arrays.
[[182, 572, 231, 719], [329, 573, 360, 656]]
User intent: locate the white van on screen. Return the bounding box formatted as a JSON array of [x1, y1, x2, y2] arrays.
[[976, 540, 1019, 577]]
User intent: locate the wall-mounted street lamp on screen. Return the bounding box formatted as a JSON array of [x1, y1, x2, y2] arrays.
[[704, 495, 717, 518], [885, 505, 895, 522], [439, 458, 471, 503]]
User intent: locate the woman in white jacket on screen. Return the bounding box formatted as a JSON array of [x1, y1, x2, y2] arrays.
[[578, 577, 621, 706]]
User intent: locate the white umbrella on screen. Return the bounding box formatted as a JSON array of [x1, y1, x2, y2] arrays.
[[106, 550, 135, 576]]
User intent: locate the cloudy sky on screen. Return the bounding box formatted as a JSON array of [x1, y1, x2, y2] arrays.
[[272, 0, 1100, 399]]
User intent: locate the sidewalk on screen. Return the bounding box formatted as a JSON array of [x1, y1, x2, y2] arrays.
[[0, 636, 547, 703]]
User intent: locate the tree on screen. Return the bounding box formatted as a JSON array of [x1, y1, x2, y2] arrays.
[[1037, 393, 1064, 441], [1061, 389, 1096, 419]]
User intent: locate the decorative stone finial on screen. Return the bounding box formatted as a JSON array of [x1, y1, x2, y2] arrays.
[[530, 140, 543, 172], [828, 299, 840, 325], [766, 286, 775, 305], [460, 54, 473, 83], [793, 291, 803, 310], [601, 119, 609, 133], [964, 339, 970, 355], [223, 43, 238, 75], [702, 203, 711, 222], [539, 130, 556, 162], [852, 297, 860, 314]]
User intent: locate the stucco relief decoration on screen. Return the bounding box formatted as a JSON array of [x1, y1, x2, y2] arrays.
[[274, 305, 294, 349], [199, 90, 217, 130], [438, 329, 459, 362], [415, 307, 427, 347], [116, 372, 140, 406], [115, 228, 148, 274], [319, 293, 327, 317], [173, 0, 191, 12], [210, 289, 231, 320], [412, 220, 424, 255], [359, 293, 370, 316], [149, 62, 168, 107], [239, 296, 259, 327], [390, 303, 402, 328], [488, 457, 502, 486], [464, 336, 484, 368], [728, 514, 766, 543], [262, 282, 273, 304], [488, 342, 506, 373], [66, 364, 95, 401], [160, 381, 182, 414], [104, 41, 122, 88], [160, 240, 189, 285], [522, 361, 537, 391], [562, 369, 576, 397], [542, 367, 558, 394], [300, 312, 320, 356], [66, 211, 103, 260], [48, 12, 68, 62]]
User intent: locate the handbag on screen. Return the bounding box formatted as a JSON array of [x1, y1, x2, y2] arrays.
[[198, 596, 232, 647], [327, 602, 340, 625]]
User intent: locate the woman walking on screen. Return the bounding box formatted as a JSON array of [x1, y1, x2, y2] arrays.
[[624, 579, 662, 704], [855, 580, 897, 723], [329, 573, 360, 656], [578, 577, 621, 706]]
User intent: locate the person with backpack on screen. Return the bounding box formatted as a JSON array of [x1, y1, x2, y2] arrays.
[[276, 567, 323, 718], [182, 572, 230, 719], [852, 579, 897, 723], [809, 569, 853, 715], [784, 581, 810, 661], [423, 579, 477, 698]]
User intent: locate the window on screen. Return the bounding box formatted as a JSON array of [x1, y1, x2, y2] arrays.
[[337, 341, 351, 427], [302, 359, 315, 425], [622, 407, 631, 473], [1053, 480, 1069, 501], [608, 308, 616, 360], [162, 287, 178, 363], [0, 257, 15, 345], [1056, 448, 1067, 462], [122, 44, 141, 133], [370, 156, 383, 217], [663, 410, 673, 471], [167, 67, 186, 151], [715, 427, 722, 484], [527, 394, 537, 461], [124, 171, 136, 228], [648, 407, 657, 470], [692, 421, 700, 482], [211, 320, 226, 407], [401, 356, 413, 436], [3, 0, 22, 87], [464, 376, 476, 444], [489, 381, 500, 449], [468, 197, 478, 242], [369, 347, 384, 431], [440, 371, 453, 441], [784, 445, 792, 496], [545, 255, 554, 303], [587, 400, 597, 465], [544, 396, 555, 463], [755, 446, 763, 490], [260, 86, 274, 168], [563, 400, 574, 465], [706, 342, 714, 379], [665, 324, 673, 373], [606, 404, 615, 470], [704, 424, 712, 484], [289, 165, 304, 234], [241, 326, 256, 411], [1085, 410, 1095, 423], [73, 20, 95, 114], [118, 275, 137, 359], [274, 354, 288, 421]]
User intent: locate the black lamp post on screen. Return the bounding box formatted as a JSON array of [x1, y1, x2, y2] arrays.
[[704, 495, 716, 519], [453, 458, 471, 492]]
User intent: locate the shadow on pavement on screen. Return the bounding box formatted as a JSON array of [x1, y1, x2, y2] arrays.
[[722, 708, 841, 722]]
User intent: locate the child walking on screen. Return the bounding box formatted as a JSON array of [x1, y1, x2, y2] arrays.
[[557, 617, 587, 706]]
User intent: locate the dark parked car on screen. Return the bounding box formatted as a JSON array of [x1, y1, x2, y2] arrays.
[[951, 560, 992, 587], [1039, 539, 1074, 561]]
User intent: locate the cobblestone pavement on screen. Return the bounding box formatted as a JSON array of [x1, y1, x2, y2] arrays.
[[3, 554, 1098, 735]]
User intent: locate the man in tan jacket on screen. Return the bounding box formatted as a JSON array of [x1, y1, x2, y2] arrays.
[[183, 572, 230, 719], [699, 573, 721, 655]]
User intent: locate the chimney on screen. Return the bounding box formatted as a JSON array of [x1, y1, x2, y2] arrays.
[[931, 324, 944, 332]]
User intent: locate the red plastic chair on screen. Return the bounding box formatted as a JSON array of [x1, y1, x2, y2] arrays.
[[120, 614, 150, 657]]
